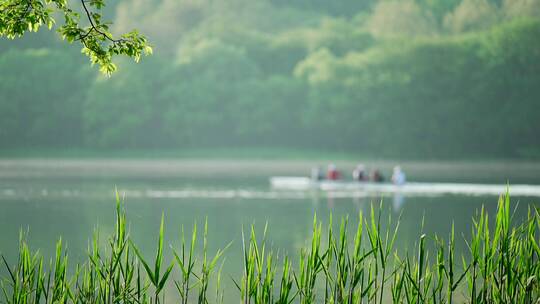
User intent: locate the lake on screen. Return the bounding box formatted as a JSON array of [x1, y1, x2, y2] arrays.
[[1, 159, 539, 301]]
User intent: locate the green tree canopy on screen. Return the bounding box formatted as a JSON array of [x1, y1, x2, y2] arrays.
[[1, 0, 540, 159], [0, 0, 152, 74]]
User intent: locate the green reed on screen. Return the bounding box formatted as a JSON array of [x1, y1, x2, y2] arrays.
[[1, 190, 539, 303]]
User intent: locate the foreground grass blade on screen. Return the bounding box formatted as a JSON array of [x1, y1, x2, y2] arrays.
[[1, 188, 539, 304]]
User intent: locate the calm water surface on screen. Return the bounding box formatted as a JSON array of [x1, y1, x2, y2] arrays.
[[1, 159, 539, 300]]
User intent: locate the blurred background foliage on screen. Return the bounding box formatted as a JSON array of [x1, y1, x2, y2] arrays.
[[1, 0, 540, 159]]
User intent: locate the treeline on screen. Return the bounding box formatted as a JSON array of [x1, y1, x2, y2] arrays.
[[1, 0, 540, 158]]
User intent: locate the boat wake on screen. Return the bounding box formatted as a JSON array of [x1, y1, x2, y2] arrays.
[[2, 182, 540, 201]]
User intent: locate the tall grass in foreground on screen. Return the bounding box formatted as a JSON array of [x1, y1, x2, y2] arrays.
[[1, 191, 539, 303]]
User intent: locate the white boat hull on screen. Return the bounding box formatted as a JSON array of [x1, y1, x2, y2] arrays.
[[269, 177, 540, 197]]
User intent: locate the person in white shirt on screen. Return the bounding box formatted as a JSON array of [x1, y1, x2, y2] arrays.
[[352, 163, 368, 181], [311, 166, 324, 181], [391, 166, 406, 185]]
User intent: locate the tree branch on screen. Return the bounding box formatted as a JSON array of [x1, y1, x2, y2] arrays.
[[79, 0, 126, 44]]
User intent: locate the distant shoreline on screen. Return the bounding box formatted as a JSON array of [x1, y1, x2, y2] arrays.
[[1, 157, 540, 183], [1, 147, 539, 162]]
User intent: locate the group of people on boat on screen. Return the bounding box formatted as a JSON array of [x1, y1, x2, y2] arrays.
[[311, 163, 406, 185], [352, 164, 385, 182]]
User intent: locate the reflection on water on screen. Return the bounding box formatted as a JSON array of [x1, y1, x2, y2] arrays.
[[393, 192, 405, 211], [0, 159, 539, 302]]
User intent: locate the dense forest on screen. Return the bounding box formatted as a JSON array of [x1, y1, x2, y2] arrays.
[[1, 0, 540, 159]]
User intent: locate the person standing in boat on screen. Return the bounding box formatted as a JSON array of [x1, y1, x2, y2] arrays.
[[311, 166, 325, 181], [391, 166, 406, 185], [352, 164, 368, 182], [327, 164, 341, 180]]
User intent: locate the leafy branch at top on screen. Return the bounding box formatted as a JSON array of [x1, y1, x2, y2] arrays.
[[0, 0, 152, 75]]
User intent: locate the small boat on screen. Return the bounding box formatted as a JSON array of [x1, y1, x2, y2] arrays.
[[269, 177, 540, 197]]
